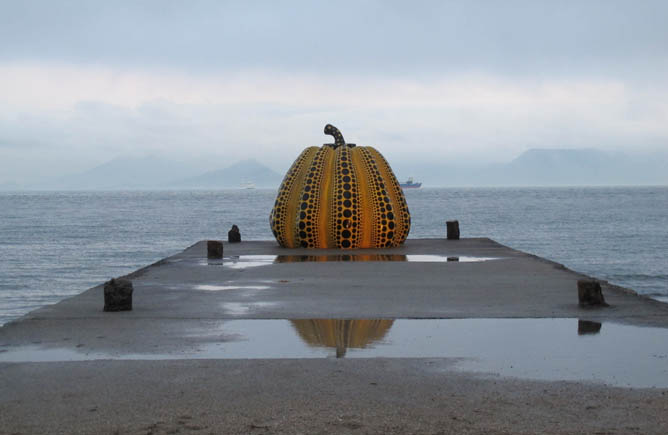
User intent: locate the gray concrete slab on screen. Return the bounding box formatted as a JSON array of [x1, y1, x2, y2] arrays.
[[2, 238, 668, 355]]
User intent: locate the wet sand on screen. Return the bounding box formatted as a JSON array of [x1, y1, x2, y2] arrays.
[[1, 238, 668, 434], [2, 359, 668, 434]]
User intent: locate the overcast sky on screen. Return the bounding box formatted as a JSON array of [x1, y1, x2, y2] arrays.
[[1, 0, 668, 183]]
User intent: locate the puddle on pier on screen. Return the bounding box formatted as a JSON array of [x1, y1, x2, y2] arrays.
[[193, 285, 271, 291], [201, 254, 500, 269], [2, 318, 667, 388]]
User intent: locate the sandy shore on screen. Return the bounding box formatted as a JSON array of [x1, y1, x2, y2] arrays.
[[2, 359, 668, 434]]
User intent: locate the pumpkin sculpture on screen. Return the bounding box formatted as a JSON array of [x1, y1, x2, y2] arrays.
[[270, 124, 411, 248]]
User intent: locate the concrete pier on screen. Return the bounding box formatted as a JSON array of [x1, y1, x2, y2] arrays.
[[2, 238, 668, 434]]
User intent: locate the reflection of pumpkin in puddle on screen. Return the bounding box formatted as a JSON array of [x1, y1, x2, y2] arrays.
[[275, 254, 407, 263], [291, 319, 394, 358]]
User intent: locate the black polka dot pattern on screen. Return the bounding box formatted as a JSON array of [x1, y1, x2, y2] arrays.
[[295, 147, 330, 248], [368, 148, 412, 244], [269, 147, 318, 246], [358, 148, 396, 248], [331, 145, 359, 248]]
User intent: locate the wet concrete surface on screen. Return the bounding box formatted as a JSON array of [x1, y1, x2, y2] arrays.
[[2, 238, 668, 433], [6, 238, 668, 323]]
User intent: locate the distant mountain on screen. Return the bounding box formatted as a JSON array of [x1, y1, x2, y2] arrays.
[[21, 155, 282, 190], [174, 159, 282, 188], [35, 155, 214, 190], [393, 149, 668, 187], [14, 148, 668, 190], [494, 149, 668, 186]]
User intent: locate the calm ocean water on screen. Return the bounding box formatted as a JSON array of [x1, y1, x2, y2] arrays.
[[1, 187, 667, 326]]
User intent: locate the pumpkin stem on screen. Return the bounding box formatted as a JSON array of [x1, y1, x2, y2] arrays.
[[324, 124, 346, 148]]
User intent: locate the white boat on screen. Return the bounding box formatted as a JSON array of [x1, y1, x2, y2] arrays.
[[240, 181, 256, 189]]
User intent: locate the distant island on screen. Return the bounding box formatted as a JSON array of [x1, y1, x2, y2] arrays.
[[2, 149, 667, 190], [392, 148, 668, 187], [174, 159, 282, 189], [6, 157, 283, 191]]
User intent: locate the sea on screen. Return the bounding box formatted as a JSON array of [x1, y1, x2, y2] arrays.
[[1, 187, 667, 326]]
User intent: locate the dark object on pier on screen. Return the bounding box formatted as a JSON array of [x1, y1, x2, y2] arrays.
[[207, 240, 223, 259], [228, 225, 241, 243], [578, 280, 609, 307], [103, 278, 133, 312], [447, 257, 459, 262], [446, 220, 460, 240], [578, 320, 602, 335]]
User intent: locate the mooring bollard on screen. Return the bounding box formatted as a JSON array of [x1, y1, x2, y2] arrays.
[[446, 220, 460, 240], [577, 280, 608, 307], [207, 240, 223, 259], [228, 224, 241, 243], [103, 278, 133, 312]]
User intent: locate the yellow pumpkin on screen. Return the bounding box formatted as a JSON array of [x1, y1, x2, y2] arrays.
[[270, 124, 411, 248]]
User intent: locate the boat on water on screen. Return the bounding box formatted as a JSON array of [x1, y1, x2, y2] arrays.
[[399, 177, 422, 189], [240, 181, 256, 189]]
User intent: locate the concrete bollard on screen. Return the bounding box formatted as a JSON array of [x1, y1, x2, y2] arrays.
[[228, 225, 241, 243], [104, 278, 133, 312], [207, 240, 223, 259], [446, 220, 460, 240], [578, 280, 608, 307]]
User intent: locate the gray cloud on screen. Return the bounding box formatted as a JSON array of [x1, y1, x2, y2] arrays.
[[1, 0, 667, 185], [1, 0, 667, 78]]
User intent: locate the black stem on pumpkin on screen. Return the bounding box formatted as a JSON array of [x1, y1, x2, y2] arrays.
[[324, 124, 346, 148]]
